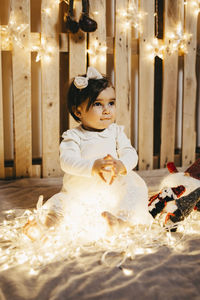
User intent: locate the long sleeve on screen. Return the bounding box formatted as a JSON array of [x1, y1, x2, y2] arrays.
[[116, 125, 138, 173], [60, 131, 95, 177]]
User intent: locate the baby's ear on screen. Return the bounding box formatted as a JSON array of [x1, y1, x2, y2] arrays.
[[73, 106, 81, 118]]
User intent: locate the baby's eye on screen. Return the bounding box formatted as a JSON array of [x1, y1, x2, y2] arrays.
[[93, 102, 102, 107], [109, 101, 115, 106]]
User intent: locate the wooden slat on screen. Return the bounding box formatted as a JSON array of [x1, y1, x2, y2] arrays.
[[1, 33, 115, 55], [69, 0, 87, 129], [138, 0, 154, 170], [2, 52, 13, 179], [115, 0, 132, 137], [89, 0, 106, 74], [0, 26, 5, 178], [160, 0, 184, 168], [60, 33, 69, 52], [11, 0, 32, 177], [182, 0, 198, 167], [131, 0, 139, 149], [31, 165, 41, 178], [5, 167, 14, 179], [41, 0, 61, 177]]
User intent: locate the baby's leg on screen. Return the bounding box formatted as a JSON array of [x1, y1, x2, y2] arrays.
[[42, 192, 66, 225], [23, 192, 65, 241]]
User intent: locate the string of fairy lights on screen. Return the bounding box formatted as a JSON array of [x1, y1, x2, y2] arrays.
[[0, 205, 200, 274], [0, 0, 199, 63]]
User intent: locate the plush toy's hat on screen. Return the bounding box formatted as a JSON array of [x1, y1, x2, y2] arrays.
[[176, 187, 200, 217], [185, 158, 200, 180], [170, 187, 200, 223], [167, 159, 200, 180], [167, 162, 178, 173]]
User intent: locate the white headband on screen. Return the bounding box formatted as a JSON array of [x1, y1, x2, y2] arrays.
[[74, 66, 103, 89]]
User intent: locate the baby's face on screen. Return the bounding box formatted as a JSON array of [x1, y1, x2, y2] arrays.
[[76, 87, 116, 131]]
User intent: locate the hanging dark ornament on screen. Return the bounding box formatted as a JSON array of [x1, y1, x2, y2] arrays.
[[79, 0, 97, 33], [64, 0, 97, 34], [64, 0, 79, 33]]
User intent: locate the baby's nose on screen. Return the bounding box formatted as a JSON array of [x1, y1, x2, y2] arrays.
[[103, 105, 110, 113]]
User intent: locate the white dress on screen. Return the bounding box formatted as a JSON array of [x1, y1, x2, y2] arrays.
[[43, 123, 152, 241]]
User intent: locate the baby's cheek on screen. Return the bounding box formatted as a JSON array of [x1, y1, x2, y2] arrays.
[[93, 106, 101, 113]]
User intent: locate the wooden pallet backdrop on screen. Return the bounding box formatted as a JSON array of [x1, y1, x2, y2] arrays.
[[0, 0, 200, 179]]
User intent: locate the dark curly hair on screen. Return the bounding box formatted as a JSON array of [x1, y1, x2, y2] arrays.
[[67, 75, 113, 122]]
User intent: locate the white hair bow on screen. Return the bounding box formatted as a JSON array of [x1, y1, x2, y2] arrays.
[[73, 66, 103, 89]]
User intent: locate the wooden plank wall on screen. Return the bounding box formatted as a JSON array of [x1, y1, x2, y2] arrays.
[[182, 0, 198, 167], [41, 0, 60, 177], [0, 0, 200, 179], [69, 1, 87, 129], [0, 27, 5, 178], [160, 0, 183, 168], [11, 0, 32, 178], [138, 0, 155, 170], [115, 0, 132, 137]]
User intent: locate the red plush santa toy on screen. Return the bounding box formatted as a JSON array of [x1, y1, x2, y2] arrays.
[[148, 159, 200, 227]]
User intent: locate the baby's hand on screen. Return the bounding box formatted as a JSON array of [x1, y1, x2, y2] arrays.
[[92, 156, 114, 183], [92, 154, 127, 184], [104, 154, 127, 184]]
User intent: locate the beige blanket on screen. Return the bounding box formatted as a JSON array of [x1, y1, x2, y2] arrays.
[[0, 173, 200, 300]]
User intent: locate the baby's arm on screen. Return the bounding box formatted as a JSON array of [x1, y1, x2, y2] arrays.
[[60, 131, 95, 177], [60, 131, 119, 184], [116, 125, 138, 173]]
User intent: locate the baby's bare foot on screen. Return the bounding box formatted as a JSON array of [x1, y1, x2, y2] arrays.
[[101, 211, 129, 235], [45, 211, 60, 228], [23, 219, 43, 241]]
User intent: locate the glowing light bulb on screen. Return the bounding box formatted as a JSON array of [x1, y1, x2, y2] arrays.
[[138, 12, 144, 19], [100, 46, 107, 52], [148, 53, 155, 60], [41, 37, 46, 46], [100, 55, 106, 62], [87, 49, 93, 54], [191, 0, 198, 7], [124, 21, 131, 29], [16, 253, 28, 264], [146, 44, 153, 51], [128, 5, 134, 11], [2, 264, 9, 270], [35, 54, 41, 62], [122, 268, 133, 276], [176, 23, 182, 35], [28, 215, 35, 221], [93, 40, 99, 49], [91, 56, 97, 64], [29, 268, 39, 276], [10, 18, 15, 26], [154, 38, 159, 44], [135, 248, 144, 255], [44, 8, 51, 15], [47, 45, 53, 53], [121, 10, 127, 17], [168, 32, 175, 39]]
